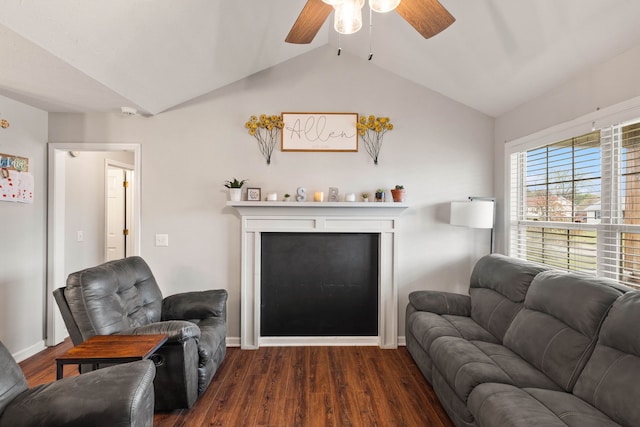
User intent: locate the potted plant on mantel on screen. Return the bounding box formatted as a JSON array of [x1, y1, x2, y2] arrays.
[[391, 185, 405, 202], [224, 178, 247, 201]]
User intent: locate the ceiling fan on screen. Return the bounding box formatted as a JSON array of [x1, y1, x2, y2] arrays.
[[285, 0, 455, 44]]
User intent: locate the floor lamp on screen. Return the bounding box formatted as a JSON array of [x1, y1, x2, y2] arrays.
[[450, 197, 496, 253]]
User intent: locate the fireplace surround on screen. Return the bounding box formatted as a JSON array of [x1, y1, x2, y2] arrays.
[[228, 201, 408, 349]]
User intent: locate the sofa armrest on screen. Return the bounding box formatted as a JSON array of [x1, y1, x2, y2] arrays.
[[119, 320, 200, 343], [162, 289, 228, 321], [409, 290, 471, 316], [1, 360, 156, 427]]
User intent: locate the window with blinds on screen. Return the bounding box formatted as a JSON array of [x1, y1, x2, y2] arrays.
[[510, 120, 640, 288]]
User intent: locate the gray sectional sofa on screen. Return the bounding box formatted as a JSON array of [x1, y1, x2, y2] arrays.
[[406, 253, 640, 427]]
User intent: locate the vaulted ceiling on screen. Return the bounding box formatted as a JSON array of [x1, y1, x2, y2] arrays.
[[2, 0, 640, 118]]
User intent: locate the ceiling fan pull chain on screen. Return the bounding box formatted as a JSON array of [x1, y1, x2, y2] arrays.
[[368, 6, 373, 60], [337, 33, 342, 56]]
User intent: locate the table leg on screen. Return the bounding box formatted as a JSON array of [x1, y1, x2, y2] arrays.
[[56, 362, 63, 380]]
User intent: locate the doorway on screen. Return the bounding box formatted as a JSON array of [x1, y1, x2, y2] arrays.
[[47, 143, 141, 346]]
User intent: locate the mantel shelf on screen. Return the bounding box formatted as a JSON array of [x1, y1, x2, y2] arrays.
[[227, 201, 408, 208], [227, 201, 409, 217]]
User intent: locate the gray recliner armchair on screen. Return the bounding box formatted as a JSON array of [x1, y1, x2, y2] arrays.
[[53, 256, 228, 411], [0, 340, 155, 427]]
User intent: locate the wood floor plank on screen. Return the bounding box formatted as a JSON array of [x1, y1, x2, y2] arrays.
[[19, 339, 454, 427]]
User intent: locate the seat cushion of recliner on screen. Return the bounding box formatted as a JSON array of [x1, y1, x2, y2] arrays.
[[468, 383, 618, 427]]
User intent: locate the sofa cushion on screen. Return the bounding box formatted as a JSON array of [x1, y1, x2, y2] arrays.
[[503, 270, 626, 391], [469, 254, 548, 341], [431, 368, 476, 427], [407, 311, 499, 355], [66, 256, 163, 338], [573, 291, 640, 427], [468, 383, 618, 427], [430, 337, 561, 403]]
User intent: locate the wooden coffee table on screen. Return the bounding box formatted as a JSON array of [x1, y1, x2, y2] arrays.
[[56, 334, 168, 380]]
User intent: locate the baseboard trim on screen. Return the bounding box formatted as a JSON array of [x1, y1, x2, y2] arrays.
[[13, 340, 46, 363], [227, 336, 407, 348]]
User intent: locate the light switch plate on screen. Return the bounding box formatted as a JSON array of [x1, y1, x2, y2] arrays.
[[155, 234, 169, 247]]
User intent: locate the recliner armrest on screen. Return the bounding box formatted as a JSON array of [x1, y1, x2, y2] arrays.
[[1, 360, 156, 427], [409, 290, 471, 316], [162, 289, 228, 321], [119, 320, 201, 343]]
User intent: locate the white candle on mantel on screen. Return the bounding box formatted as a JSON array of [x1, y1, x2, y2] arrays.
[[314, 191, 324, 202], [345, 193, 356, 202], [267, 192, 278, 201]]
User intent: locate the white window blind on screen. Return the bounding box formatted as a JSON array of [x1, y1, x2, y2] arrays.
[[510, 121, 640, 288]]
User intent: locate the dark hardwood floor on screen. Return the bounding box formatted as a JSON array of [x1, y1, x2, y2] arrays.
[[20, 339, 453, 427]]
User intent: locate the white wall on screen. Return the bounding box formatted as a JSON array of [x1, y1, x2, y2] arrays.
[[494, 44, 640, 254], [0, 95, 47, 357], [47, 46, 494, 344]]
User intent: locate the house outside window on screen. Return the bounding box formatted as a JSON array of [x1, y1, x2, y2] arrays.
[[509, 121, 640, 289]]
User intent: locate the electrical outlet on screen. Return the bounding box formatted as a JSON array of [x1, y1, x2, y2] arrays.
[[155, 234, 169, 247], [76, 231, 84, 242]]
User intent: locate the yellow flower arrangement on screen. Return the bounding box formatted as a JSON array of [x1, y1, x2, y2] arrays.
[[0, 119, 9, 129], [245, 114, 284, 165], [356, 115, 393, 165]]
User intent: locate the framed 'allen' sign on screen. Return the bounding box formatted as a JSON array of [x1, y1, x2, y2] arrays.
[[281, 112, 358, 152]]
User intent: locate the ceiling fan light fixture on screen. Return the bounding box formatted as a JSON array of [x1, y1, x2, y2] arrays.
[[322, 0, 344, 5], [334, 0, 364, 35], [368, 0, 400, 13]]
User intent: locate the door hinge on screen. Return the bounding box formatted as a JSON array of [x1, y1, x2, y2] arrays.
[[123, 229, 129, 236], [123, 180, 129, 188]]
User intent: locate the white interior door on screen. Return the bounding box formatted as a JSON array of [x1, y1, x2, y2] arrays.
[[106, 162, 133, 261], [106, 166, 125, 260]]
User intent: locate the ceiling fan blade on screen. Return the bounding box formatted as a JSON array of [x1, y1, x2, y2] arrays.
[[285, 0, 334, 44], [395, 0, 455, 39]]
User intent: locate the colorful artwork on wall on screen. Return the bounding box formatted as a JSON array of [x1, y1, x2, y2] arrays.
[[0, 153, 33, 204]]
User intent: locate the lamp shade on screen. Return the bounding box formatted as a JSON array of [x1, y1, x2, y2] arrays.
[[450, 200, 494, 229]]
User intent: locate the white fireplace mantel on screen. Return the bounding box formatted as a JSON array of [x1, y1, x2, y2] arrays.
[[227, 201, 408, 349]]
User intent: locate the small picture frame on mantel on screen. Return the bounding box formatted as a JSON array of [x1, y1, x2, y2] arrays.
[[328, 187, 339, 202], [247, 187, 261, 201]]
